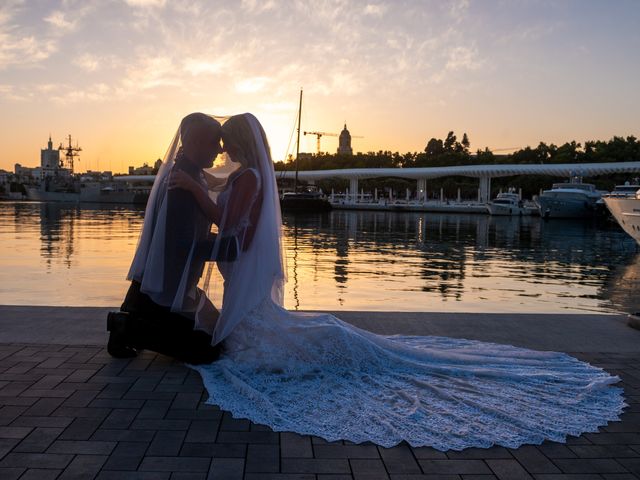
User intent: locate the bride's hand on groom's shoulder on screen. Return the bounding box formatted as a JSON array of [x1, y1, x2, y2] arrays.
[[168, 170, 197, 193]]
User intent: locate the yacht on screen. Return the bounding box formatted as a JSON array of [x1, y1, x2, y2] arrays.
[[608, 182, 640, 198], [535, 180, 603, 218], [280, 186, 332, 212], [486, 191, 528, 216], [603, 188, 640, 245]]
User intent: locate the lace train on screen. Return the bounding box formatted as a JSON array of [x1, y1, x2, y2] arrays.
[[192, 299, 624, 450]]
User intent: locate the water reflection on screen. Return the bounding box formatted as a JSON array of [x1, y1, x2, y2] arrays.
[[280, 211, 639, 313], [0, 201, 638, 313]]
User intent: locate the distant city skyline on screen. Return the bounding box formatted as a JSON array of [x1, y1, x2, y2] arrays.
[[1, 0, 639, 173]]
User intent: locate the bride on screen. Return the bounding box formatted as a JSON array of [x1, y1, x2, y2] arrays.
[[166, 112, 623, 450]]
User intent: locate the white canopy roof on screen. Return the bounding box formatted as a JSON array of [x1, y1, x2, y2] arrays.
[[275, 161, 640, 181]]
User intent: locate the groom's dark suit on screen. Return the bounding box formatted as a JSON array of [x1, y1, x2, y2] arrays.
[[109, 157, 233, 364]]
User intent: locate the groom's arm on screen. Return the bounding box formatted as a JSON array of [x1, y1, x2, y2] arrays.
[[164, 188, 198, 295]]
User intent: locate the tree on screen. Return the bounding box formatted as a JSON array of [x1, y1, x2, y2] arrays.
[[444, 131, 457, 152], [461, 133, 470, 153], [425, 138, 444, 156]]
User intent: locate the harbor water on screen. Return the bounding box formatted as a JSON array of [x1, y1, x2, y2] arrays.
[[1, 201, 639, 314]]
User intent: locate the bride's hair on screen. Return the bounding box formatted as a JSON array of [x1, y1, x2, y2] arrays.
[[222, 113, 272, 169]]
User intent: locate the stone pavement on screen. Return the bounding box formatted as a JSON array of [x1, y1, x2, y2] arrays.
[[1, 307, 640, 479], [1, 345, 640, 479]]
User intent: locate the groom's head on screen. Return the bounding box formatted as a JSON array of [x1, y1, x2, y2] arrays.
[[180, 113, 222, 169]]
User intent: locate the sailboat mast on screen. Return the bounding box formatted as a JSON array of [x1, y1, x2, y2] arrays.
[[294, 88, 303, 193]]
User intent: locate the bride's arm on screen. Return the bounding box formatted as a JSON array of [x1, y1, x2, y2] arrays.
[[169, 170, 223, 225], [224, 169, 260, 250]]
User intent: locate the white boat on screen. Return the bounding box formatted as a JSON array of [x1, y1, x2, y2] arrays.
[[536, 181, 603, 218], [486, 191, 528, 216], [603, 189, 640, 245]]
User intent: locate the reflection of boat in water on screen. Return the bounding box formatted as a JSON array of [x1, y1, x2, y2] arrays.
[[535, 179, 603, 218], [26, 175, 154, 204], [603, 188, 640, 245], [486, 190, 536, 216], [601, 252, 640, 314]]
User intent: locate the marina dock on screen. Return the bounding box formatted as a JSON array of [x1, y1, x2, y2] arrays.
[[2, 306, 640, 479]]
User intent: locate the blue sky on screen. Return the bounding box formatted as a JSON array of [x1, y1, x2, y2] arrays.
[[1, 0, 639, 172]]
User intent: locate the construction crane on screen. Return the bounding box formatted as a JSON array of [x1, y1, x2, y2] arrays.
[[303, 131, 337, 154], [58, 135, 82, 172], [304, 130, 364, 154]]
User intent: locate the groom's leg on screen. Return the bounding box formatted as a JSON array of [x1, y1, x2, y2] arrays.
[[119, 282, 220, 363]]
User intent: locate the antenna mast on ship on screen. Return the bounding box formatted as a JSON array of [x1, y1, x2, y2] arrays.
[[58, 135, 82, 172]]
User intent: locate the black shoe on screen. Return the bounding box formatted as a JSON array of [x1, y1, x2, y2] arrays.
[[107, 311, 138, 358]]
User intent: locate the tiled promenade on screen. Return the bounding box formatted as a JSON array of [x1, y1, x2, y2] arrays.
[[1, 308, 640, 479]]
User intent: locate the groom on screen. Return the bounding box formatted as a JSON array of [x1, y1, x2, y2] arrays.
[[107, 113, 230, 364]]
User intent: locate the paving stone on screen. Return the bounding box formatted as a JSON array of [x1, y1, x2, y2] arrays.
[[13, 427, 63, 453], [378, 444, 421, 474], [0, 426, 32, 439], [419, 459, 492, 475], [180, 442, 246, 458], [448, 447, 512, 460], [11, 415, 73, 428], [411, 447, 448, 459], [216, 430, 279, 444], [184, 420, 219, 443], [536, 443, 578, 459], [91, 428, 156, 442], [171, 393, 201, 410], [314, 444, 381, 458], [47, 439, 116, 455], [282, 458, 351, 474], [148, 430, 187, 456], [207, 457, 244, 480], [245, 475, 315, 480], [131, 419, 190, 431], [281, 432, 313, 458], [22, 397, 65, 416], [138, 399, 172, 419], [0, 452, 74, 469], [245, 443, 279, 473], [220, 412, 251, 431], [102, 408, 138, 429], [553, 458, 629, 474], [532, 475, 602, 479], [616, 457, 640, 475], [486, 459, 533, 479], [58, 454, 108, 480], [568, 444, 639, 458], [139, 456, 211, 472], [97, 472, 170, 479], [170, 474, 207, 480], [0, 467, 24, 480], [19, 468, 62, 479], [509, 446, 560, 474], [59, 416, 103, 440]]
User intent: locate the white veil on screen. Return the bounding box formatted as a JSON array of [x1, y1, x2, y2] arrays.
[[209, 113, 286, 344]]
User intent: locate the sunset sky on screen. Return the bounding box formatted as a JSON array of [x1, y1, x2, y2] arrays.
[[1, 0, 639, 173]]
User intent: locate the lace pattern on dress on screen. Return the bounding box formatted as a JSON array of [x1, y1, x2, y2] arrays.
[[193, 298, 625, 450]]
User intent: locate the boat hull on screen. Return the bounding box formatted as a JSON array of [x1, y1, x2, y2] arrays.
[[26, 186, 149, 204], [280, 197, 332, 212], [603, 196, 640, 245], [486, 204, 530, 216], [25, 187, 79, 203], [536, 195, 599, 218]]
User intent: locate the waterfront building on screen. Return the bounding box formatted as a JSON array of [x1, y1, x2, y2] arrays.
[[40, 135, 61, 179], [337, 124, 353, 155]]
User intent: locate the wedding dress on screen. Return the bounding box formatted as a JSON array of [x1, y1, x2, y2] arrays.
[[150, 113, 624, 450]]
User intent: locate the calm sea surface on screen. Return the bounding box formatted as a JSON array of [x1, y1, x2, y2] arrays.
[[1, 201, 639, 314]]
